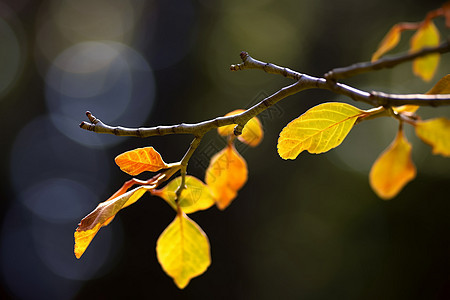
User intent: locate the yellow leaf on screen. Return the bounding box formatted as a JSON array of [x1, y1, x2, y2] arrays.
[[277, 102, 364, 159], [155, 176, 215, 214], [410, 21, 440, 82], [205, 145, 248, 210], [74, 186, 149, 258], [115, 147, 168, 176], [217, 109, 264, 146], [415, 118, 450, 156], [426, 74, 450, 94], [372, 24, 402, 62], [369, 130, 416, 200], [393, 105, 419, 114], [156, 212, 211, 289], [393, 75, 450, 114]]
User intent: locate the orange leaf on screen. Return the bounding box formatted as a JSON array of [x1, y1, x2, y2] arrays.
[[205, 145, 248, 210], [372, 24, 402, 62], [410, 20, 440, 82], [443, 1, 450, 28], [115, 147, 168, 176], [74, 186, 150, 258], [426, 74, 450, 94], [415, 118, 450, 157], [369, 129, 416, 200], [217, 109, 264, 146]]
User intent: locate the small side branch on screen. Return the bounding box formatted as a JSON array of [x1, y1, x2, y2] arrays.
[[175, 135, 204, 200], [230, 51, 302, 80], [325, 40, 450, 80]]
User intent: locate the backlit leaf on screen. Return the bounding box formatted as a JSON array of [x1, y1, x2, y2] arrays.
[[218, 109, 264, 146], [410, 20, 440, 82], [393, 105, 419, 114], [415, 118, 450, 156], [156, 212, 210, 289], [372, 24, 402, 61], [277, 102, 364, 159], [155, 176, 215, 214], [369, 129, 416, 200], [205, 145, 248, 210], [74, 186, 150, 258], [115, 147, 168, 176], [426, 74, 450, 94], [393, 75, 450, 114]]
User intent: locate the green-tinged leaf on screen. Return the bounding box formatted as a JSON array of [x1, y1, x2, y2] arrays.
[[115, 147, 168, 176], [156, 212, 211, 289], [369, 129, 416, 200], [155, 176, 215, 214], [277, 102, 364, 159], [410, 20, 440, 82], [74, 186, 150, 258], [415, 118, 450, 156]]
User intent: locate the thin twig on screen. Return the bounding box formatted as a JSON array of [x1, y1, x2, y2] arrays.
[[81, 49, 450, 139], [324, 39, 450, 80], [175, 135, 204, 200], [230, 51, 302, 80]]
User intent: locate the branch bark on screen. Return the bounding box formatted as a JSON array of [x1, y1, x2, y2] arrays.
[[324, 39, 450, 80], [80, 48, 450, 139]]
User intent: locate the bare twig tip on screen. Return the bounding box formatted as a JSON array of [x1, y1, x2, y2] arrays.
[[240, 51, 248, 60]]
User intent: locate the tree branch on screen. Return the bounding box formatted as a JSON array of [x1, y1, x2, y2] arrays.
[[230, 51, 302, 80], [324, 39, 450, 80], [81, 49, 450, 139]]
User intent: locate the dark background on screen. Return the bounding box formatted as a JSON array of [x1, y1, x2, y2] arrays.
[[1, 0, 449, 299]]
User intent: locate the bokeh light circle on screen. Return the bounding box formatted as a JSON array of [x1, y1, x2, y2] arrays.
[[19, 177, 99, 223], [45, 41, 155, 148], [9, 115, 110, 194]]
